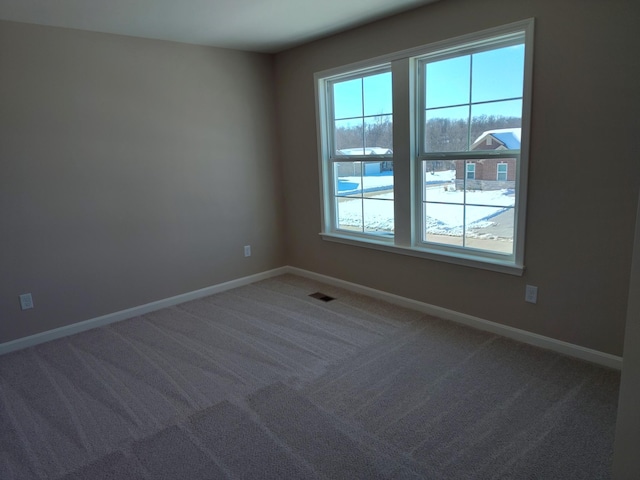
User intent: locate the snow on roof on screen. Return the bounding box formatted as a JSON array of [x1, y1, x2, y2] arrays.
[[472, 128, 521, 150], [337, 147, 393, 155]]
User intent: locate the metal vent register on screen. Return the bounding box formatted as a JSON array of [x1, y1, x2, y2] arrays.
[[309, 292, 335, 302]]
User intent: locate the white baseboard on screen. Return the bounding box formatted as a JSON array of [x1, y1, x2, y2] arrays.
[[1, 265, 623, 370], [0, 267, 289, 356], [286, 266, 623, 370]]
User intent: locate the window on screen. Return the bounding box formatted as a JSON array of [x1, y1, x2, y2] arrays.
[[466, 163, 476, 180], [327, 69, 394, 236], [497, 163, 508, 181], [316, 20, 533, 275]]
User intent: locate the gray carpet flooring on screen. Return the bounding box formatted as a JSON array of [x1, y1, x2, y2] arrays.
[[0, 274, 619, 479]]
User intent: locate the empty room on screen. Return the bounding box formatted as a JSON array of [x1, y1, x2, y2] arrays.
[[1, 0, 639, 478]]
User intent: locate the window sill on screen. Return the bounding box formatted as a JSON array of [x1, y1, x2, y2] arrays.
[[319, 232, 525, 276]]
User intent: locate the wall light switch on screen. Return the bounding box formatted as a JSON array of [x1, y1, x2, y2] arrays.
[[19, 293, 34, 310], [244, 245, 251, 257], [525, 285, 538, 304]]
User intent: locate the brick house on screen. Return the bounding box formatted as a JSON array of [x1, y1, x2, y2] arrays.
[[455, 128, 520, 190]]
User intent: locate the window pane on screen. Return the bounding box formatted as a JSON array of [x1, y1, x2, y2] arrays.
[[465, 185, 515, 208], [363, 198, 394, 234], [425, 106, 470, 152], [333, 78, 362, 120], [470, 100, 522, 148], [335, 118, 364, 153], [337, 197, 363, 232], [364, 115, 393, 151], [334, 162, 394, 196], [364, 72, 392, 116], [334, 161, 362, 197], [334, 159, 394, 235], [472, 45, 524, 103], [423, 160, 459, 203], [424, 202, 464, 246], [425, 55, 471, 109], [464, 206, 514, 254], [363, 161, 394, 199], [464, 159, 516, 204]]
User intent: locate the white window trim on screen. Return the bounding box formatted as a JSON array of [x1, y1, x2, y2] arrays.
[[315, 19, 535, 276]]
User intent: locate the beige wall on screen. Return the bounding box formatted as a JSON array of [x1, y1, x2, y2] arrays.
[[613, 193, 640, 478], [0, 20, 285, 343], [275, 0, 640, 356], [2, 0, 639, 357]]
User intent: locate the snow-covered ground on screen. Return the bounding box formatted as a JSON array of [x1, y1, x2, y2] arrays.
[[424, 169, 456, 183], [336, 170, 514, 237]]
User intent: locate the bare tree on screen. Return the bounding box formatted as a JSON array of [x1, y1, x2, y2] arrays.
[[335, 116, 393, 152], [425, 115, 522, 152], [335, 114, 519, 157]]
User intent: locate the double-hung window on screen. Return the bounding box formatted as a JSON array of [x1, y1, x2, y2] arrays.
[[316, 20, 534, 275], [466, 163, 476, 180], [324, 68, 394, 236]]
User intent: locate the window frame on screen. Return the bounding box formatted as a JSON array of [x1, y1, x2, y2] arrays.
[[497, 162, 508, 181], [315, 19, 534, 276]]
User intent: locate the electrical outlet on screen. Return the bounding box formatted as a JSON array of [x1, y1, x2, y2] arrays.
[[525, 285, 538, 304], [19, 293, 34, 310], [244, 245, 251, 257]]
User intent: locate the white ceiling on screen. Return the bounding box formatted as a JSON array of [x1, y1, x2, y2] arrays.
[[0, 0, 440, 53]]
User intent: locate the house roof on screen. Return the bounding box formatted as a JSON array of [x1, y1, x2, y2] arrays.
[[472, 128, 521, 150]]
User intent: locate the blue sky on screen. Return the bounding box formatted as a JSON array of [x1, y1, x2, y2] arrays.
[[333, 71, 392, 120], [426, 44, 524, 118], [332, 43, 524, 122]]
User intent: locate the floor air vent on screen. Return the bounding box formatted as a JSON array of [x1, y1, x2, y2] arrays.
[[309, 292, 335, 302]]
